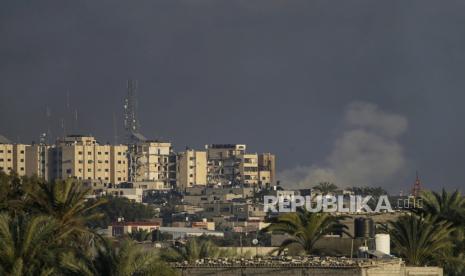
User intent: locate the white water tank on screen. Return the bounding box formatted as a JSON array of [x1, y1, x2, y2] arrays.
[[375, 234, 390, 255]]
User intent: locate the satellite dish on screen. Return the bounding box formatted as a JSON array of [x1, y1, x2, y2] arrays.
[[252, 239, 259, 245]]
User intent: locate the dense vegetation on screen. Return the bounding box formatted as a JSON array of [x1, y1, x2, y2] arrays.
[[0, 172, 174, 276]]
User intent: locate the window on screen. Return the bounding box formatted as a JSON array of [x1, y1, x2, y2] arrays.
[[105, 152, 109, 155], [0, 159, 3, 162], [105, 160, 109, 164], [7, 159, 11, 162], [88, 160, 92, 164], [98, 152, 102, 155], [105, 169, 109, 172], [66, 169, 72, 174], [78, 160, 83, 164], [7, 150, 11, 153], [78, 151, 83, 155], [20, 159, 24, 162], [20, 167, 24, 171], [118, 161, 122, 164], [87, 152, 92, 155], [117, 177, 121, 181], [88, 169, 92, 172], [20, 150, 24, 154]]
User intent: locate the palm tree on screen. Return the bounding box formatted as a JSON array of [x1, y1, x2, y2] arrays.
[[313, 182, 338, 195], [0, 213, 62, 275], [26, 178, 106, 238], [128, 229, 151, 242], [416, 189, 465, 275], [262, 208, 347, 255], [417, 189, 465, 226], [62, 239, 175, 276], [385, 214, 454, 266], [162, 238, 233, 262]]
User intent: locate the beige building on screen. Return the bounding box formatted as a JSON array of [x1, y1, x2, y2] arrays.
[[205, 144, 276, 187], [56, 135, 128, 184], [25, 144, 53, 181], [134, 141, 175, 188], [0, 142, 27, 176], [258, 153, 276, 186], [240, 153, 259, 185], [177, 149, 207, 190]]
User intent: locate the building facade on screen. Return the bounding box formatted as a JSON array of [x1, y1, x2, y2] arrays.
[[0, 143, 27, 176], [177, 149, 207, 190]]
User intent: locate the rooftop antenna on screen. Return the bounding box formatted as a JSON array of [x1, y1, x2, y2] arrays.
[[123, 79, 140, 143], [74, 109, 79, 134], [46, 106, 52, 144], [123, 79, 146, 182], [113, 112, 118, 145]]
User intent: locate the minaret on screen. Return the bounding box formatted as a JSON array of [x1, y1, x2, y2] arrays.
[[411, 171, 422, 197]]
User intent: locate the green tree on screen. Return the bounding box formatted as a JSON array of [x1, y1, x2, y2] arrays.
[[262, 208, 347, 255], [385, 214, 454, 266], [63, 239, 175, 276], [0, 213, 62, 275], [161, 238, 234, 262], [27, 179, 106, 238], [312, 182, 338, 195], [127, 229, 151, 242], [87, 196, 156, 229], [416, 189, 465, 275]]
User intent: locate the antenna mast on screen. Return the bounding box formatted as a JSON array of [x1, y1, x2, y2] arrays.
[[123, 80, 146, 182]]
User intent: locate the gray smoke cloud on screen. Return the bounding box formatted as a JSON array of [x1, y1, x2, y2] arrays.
[[280, 101, 408, 191]]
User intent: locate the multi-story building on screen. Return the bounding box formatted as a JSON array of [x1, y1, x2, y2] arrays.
[[25, 143, 53, 181], [240, 153, 259, 185], [177, 149, 207, 190], [134, 141, 176, 188], [55, 135, 128, 184], [258, 153, 276, 186], [206, 144, 246, 185], [0, 136, 28, 177]]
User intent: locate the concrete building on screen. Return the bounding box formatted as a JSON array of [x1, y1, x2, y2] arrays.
[[177, 149, 207, 190], [206, 144, 246, 185], [0, 139, 28, 177], [109, 221, 161, 237], [135, 141, 176, 188], [25, 143, 53, 181], [240, 153, 259, 186], [158, 227, 224, 239], [55, 135, 128, 185], [258, 153, 276, 186]]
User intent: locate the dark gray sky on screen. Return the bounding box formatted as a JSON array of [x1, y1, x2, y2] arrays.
[[1, 0, 465, 193]]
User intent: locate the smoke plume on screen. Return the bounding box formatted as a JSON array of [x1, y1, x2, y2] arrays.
[[280, 101, 408, 190]]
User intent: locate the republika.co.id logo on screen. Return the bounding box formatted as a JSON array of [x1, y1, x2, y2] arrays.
[[264, 194, 395, 213]]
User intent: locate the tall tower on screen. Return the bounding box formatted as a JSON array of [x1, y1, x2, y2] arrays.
[[123, 80, 146, 182], [123, 80, 139, 142], [411, 172, 422, 197]]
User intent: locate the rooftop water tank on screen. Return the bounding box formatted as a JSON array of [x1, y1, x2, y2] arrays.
[[375, 234, 390, 255], [354, 217, 375, 238]]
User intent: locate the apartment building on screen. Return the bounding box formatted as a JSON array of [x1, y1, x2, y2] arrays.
[[258, 153, 276, 186], [55, 135, 128, 184], [0, 139, 27, 176], [206, 144, 246, 185], [177, 149, 207, 190], [240, 153, 259, 185], [134, 141, 176, 188], [25, 144, 53, 181]]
